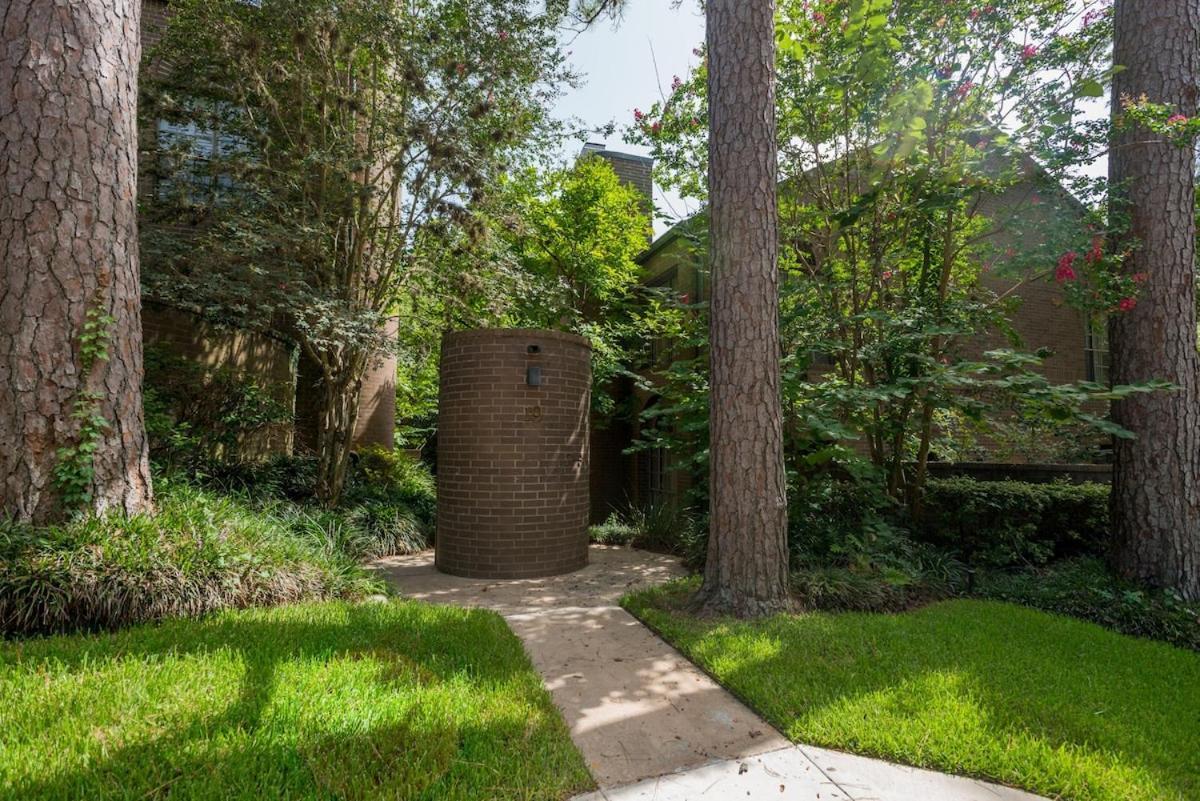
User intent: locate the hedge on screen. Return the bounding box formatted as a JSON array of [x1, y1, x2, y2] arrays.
[[918, 477, 1109, 569]]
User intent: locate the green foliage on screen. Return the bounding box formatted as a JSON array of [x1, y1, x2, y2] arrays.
[[348, 445, 437, 528], [142, 0, 570, 501], [918, 477, 1110, 568], [588, 504, 707, 568], [143, 344, 293, 463], [53, 301, 117, 513], [51, 392, 109, 512], [489, 157, 651, 413], [789, 564, 949, 613], [587, 516, 637, 546], [625, 0, 1146, 507], [0, 478, 381, 637], [625, 584, 1200, 801], [0, 601, 593, 800], [975, 558, 1200, 651]]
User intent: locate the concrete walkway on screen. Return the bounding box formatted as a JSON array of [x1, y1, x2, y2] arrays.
[[371, 546, 1046, 801]]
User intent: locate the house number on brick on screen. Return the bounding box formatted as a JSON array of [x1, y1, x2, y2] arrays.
[[525, 405, 543, 421]]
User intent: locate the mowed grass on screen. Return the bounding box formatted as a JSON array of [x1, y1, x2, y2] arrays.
[[0, 600, 592, 801], [624, 579, 1199, 801]]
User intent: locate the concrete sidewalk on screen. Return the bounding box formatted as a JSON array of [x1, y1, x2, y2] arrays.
[[371, 546, 1046, 801]]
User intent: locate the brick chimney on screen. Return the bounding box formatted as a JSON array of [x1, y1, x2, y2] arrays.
[[579, 143, 654, 240]]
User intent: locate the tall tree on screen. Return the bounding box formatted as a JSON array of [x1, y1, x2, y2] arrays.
[[695, 0, 791, 616], [1108, 0, 1200, 600], [0, 0, 154, 523]]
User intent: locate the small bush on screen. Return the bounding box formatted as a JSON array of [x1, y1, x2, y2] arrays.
[[975, 558, 1200, 650], [0, 479, 382, 637], [790, 566, 916, 612], [588, 516, 637, 546], [349, 445, 437, 527], [918, 478, 1109, 568], [588, 504, 707, 567]]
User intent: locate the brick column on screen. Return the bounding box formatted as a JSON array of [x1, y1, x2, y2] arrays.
[[436, 329, 591, 579]]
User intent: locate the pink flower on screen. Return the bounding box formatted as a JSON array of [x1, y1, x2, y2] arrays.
[[1132, 272, 1149, 283], [813, 10, 826, 23], [690, 117, 701, 128], [882, 270, 894, 281], [650, 121, 662, 135], [1168, 114, 1190, 124], [1117, 297, 1137, 312], [1085, 237, 1104, 264], [633, 108, 645, 122], [1055, 251, 1078, 282], [954, 81, 976, 99], [1020, 44, 1038, 60], [969, 8, 982, 20], [498, 30, 510, 41]]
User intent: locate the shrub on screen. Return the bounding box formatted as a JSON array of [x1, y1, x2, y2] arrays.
[[588, 516, 637, 546], [588, 504, 708, 568], [199, 454, 320, 501], [0, 479, 382, 637], [790, 566, 916, 612], [918, 478, 1109, 569], [975, 558, 1200, 651], [349, 445, 437, 527]]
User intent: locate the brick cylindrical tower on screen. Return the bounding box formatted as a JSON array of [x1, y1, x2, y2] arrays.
[[436, 329, 591, 579]]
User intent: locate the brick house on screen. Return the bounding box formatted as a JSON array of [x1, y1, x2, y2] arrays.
[[587, 145, 1109, 517], [138, 0, 396, 459]]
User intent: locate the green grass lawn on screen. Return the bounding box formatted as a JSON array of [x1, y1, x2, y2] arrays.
[[0, 600, 592, 801], [625, 579, 1199, 801]]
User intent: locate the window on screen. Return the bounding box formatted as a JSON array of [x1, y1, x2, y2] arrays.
[[1085, 318, 1110, 384], [156, 115, 246, 201]]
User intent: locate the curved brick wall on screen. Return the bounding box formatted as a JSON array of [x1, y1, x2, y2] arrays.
[[436, 329, 591, 579]]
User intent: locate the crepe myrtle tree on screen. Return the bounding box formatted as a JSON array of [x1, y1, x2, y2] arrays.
[[141, 0, 569, 502], [628, 0, 1159, 511]]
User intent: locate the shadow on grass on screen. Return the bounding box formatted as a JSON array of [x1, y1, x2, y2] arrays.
[[3, 601, 587, 801], [629, 583, 1200, 801]]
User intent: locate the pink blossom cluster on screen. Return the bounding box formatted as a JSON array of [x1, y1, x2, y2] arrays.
[[1055, 251, 1078, 282]]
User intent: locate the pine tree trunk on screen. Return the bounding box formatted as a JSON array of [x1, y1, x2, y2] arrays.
[[695, 0, 791, 617], [1108, 0, 1200, 600], [0, 0, 153, 523]]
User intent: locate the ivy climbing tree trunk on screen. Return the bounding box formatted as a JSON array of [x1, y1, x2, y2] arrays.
[[695, 0, 791, 617], [1108, 0, 1200, 600], [0, 0, 154, 523]]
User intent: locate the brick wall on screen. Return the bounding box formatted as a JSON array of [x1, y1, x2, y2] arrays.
[[436, 329, 591, 579], [142, 302, 296, 458]]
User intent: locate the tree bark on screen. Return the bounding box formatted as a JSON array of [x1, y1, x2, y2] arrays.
[[311, 351, 367, 505], [695, 0, 791, 617], [0, 0, 153, 523], [1108, 0, 1200, 600]]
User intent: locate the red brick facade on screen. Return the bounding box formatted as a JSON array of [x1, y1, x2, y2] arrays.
[[436, 329, 591, 579]]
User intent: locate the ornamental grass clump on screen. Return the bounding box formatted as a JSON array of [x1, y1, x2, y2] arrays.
[[0, 479, 381, 637]]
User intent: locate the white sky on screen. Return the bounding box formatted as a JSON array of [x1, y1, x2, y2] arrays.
[[551, 1, 705, 234]]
